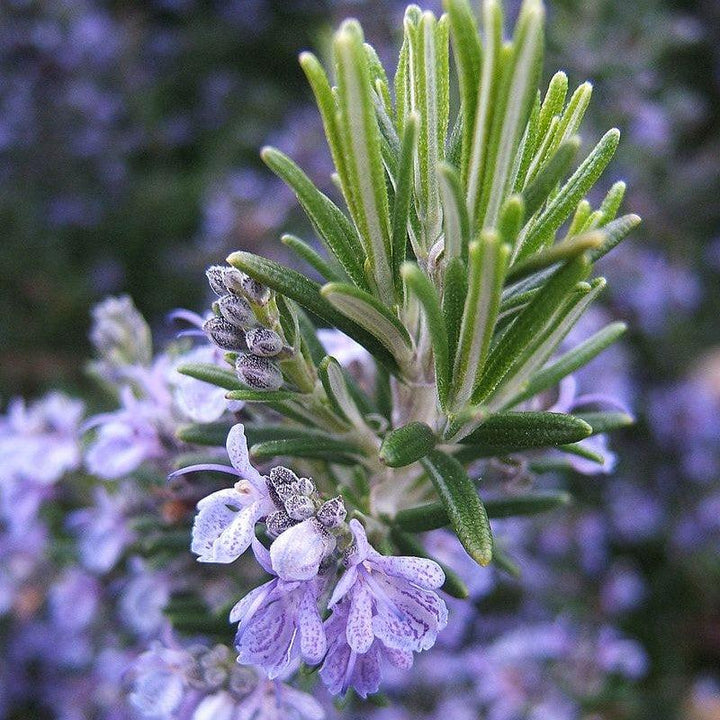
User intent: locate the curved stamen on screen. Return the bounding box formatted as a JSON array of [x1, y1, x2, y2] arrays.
[[342, 649, 358, 696], [167, 308, 207, 329], [167, 463, 241, 480]]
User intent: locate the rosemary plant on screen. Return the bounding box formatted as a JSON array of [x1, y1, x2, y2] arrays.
[[174, 0, 639, 704]]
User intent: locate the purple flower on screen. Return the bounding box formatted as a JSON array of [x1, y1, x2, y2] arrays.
[[230, 538, 327, 679], [179, 424, 274, 564], [328, 519, 447, 655], [319, 602, 414, 699], [170, 345, 229, 423], [84, 386, 167, 479], [0, 392, 84, 485], [67, 484, 137, 573], [127, 641, 194, 718]]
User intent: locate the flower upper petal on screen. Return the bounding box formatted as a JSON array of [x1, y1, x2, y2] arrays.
[[270, 519, 334, 581], [226, 424, 264, 489], [346, 585, 374, 654]]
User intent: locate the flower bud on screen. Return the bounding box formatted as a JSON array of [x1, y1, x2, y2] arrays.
[[268, 466, 299, 503], [206, 265, 230, 296], [203, 317, 245, 351], [317, 496, 347, 528], [295, 477, 315, 497], [284, 494, 316, 521], [218, 294, 255, 330], [224, 270, 271, 306], [244, 327, 283, 357], [265, 510, 295, 538], [235, 354, 283, 391]]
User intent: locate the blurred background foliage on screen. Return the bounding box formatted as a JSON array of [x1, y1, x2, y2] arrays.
[[1, 0, 719, 717]]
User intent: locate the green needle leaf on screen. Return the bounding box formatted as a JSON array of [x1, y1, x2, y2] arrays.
[[442, 256, 468, 368], [472, 255, 590, 404], [520, 136, 580, 219], [319, 355, 366, 427], [224, 389, 300, 403], [176, 423, 231, 446], [438, 162, 471, 262], [511, 321, 627, 405], [506, 229, 603, 283], [261, 147, 367, 289], [457, 410, 592, 457], [281, 234, 346, 283], [379, 421, 437, 468], [401, 262, 450, 406], [250, 437, 363, 464], [518, 128, 620, 259], [176, 363, 243, 391], [444, 0, 482, 178], [574, 411, 634, 435], [451, 232, 510, 409], [321, 283, 414, 367], [334, 20, 394, 304], [421, 449, 493, 566], [590, 213, 642, 261], [391, 113, 419, 291]]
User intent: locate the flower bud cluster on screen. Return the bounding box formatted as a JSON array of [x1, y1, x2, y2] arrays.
[[265, 465, 347, 538], [203, 265, 287, 391]]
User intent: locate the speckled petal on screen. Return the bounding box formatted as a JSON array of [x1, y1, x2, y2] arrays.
[[251, 536, 274, 575], [210, 501, 262, 563], [191, 489, 247, 560], [235, 595, 296, 677], [226, 424, 264, 488], [346, 585, 374, 654], [352, 644, 382, 699], [298, 585, 327, 664], [374, 555, 445, 590], [372, 579, 447, 652], [229, 581, 274, 624], [319, 639, 350, 697], [347, 518, 372, 562], [384, 646, 414, 670], [328, 566, 358, 608]]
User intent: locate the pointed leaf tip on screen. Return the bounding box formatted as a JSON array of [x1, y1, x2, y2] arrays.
[[421, 450, 493, 566]]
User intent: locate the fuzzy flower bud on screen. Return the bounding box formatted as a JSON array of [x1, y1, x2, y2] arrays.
[[296, 477, 315, 496], [225, 271, 271, 306], [235, 354, 283, 391], [245, 327, 284, 357], [265, 510, 295, 538], [268, 466, 299, 503], [217, 294, 255, 330], [203, 317, 245, 351], [285, 494, 316, 521], [317, 496, 347, 529], [206, 265, 230, 296]]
